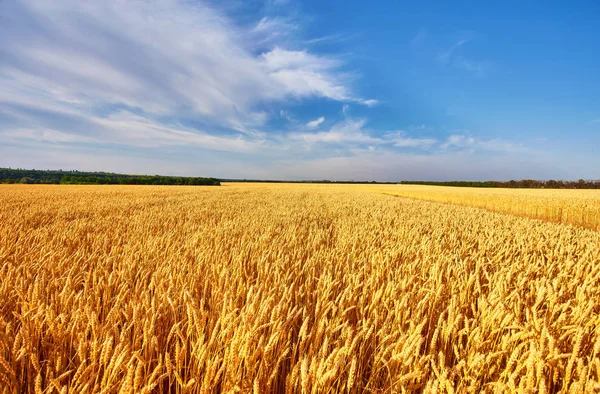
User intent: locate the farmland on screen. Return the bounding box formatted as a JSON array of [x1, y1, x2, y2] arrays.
[[367, 184, 600, 231], [0, 183, 599, 393]]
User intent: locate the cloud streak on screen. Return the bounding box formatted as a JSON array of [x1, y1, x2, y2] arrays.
[[306, 117, 325, 129], [289, 119, 378, 145], [411, 28, 427, 47], [437, 34, 486, 76], [438, 39, 469, 63], [0, 109, 263, 153], [385, 131, 438, 148], [442, 134, 528, 153], [0, 0, 375, 148]]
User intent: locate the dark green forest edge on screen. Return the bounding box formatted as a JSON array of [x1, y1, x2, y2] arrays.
[[2, 168, 600, 188], [0, 168, 220, 186], [399, 179, 600, 189], [224, 178, 600, 188]]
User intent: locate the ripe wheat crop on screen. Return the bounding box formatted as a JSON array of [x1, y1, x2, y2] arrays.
[[0, 183, 599, 393], [361, 184, 600, 231]]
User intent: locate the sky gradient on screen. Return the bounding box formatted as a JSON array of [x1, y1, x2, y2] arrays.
[[1, 0, 599, 181]]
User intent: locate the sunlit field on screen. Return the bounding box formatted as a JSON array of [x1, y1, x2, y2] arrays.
[[1, 183, 599, 393], [364, 184, 600, 231]]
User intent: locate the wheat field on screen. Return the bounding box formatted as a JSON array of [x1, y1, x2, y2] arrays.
[[347, 184, 600, 231], [0, 183, 599, 393]]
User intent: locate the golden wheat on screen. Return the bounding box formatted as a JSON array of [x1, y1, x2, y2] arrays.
[[359, 183, 600, 230], [0, 183, 599, 393]]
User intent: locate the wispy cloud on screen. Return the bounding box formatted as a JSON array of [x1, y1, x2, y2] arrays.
[[0, 110, 263, 153], [289, 119, 379, 145], [283, 121, 528, 156], [253, 16, 298, 35], [453, 57, 486, 77], [260, 47, 359, 102], [437, 34, 486, 76], [438, 39, 470, 63], [306, 116, 325, 129], [250, 16, 300, 48], [0, 0, 375, 151], [411, 27, 427, 47], [442, 134, 528, 153], [360, 99, 379, 107], [304, 33, 360, 45], [280, 110, 295, 122], [384, 131, 438, 148]]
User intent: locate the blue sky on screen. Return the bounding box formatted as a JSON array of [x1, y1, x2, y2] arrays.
[[0, 0, 599, 181]]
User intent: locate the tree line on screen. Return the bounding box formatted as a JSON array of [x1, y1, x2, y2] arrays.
[[0, 168, 220, 186], [2, 168, 599, 188], [399, 179, 600, 189]]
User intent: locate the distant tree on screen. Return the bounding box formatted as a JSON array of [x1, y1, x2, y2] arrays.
[[19, 177, 35, 184]]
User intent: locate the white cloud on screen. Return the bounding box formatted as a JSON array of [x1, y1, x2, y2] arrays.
[[442, 134, 527, 153], [1, 128, 98, 145], [360, 99, 379, 107], [306, 116, 325, 129], [260, 48, 376, 105], [253, 16, 298, 38], [289, 119, 379, 145], [304, 33, 358, 45], [385, 131, 438, 148], [443, 134, 476, 148], [287, 123, 524, 155], [2, 0, 273, 125], [261, 47, 339, 71], [0, 110, 262, 153], [261, 47, 360, 102], [0, 0, 375, 150]]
